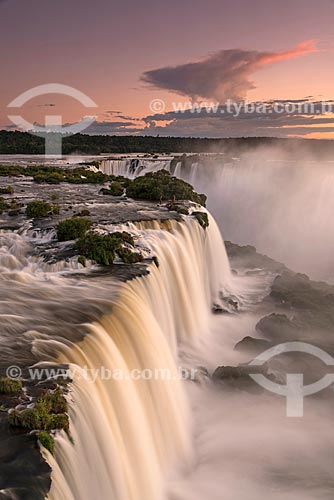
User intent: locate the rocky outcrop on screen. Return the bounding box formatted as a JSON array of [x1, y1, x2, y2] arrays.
[[212, 363, 271, 393], [234, 336, 270, 355]]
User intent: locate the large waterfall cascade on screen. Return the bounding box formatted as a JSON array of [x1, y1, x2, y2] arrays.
[[44, 213, 232, 500]]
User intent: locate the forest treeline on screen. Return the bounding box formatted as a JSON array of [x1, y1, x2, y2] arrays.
[[1, 131, 334, 156]]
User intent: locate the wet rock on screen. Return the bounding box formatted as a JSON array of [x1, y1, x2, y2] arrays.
[[234, 336, 271, 356], [212, 363, 270, 393], [256, 313, 300, 342], [212, 303, 227, 314], [224, 241, 287, 272]]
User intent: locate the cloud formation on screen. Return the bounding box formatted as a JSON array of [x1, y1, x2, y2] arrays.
[[139, 98, 334, 137], [141, 41, 317, 102], [64, 98, 334, 138]]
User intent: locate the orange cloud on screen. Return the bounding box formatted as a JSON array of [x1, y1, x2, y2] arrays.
[[260, 40, 318, 65], [141, 41, 319, 102]]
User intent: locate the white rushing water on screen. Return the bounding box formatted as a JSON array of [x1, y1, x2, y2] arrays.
[[100, 155, 334, 280], [45, 214, 232, 500], [1, 204, 332, 500]]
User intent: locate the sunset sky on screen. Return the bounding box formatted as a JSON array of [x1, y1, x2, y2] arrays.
[[1, 0, 334, 138]]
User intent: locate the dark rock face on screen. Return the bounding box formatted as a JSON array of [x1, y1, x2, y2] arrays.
[[212, 363, 270, 393], [0, 433, 51, 500], [234, 336, 271, 356], [223, 242, 334, 403], [224, 240, 287, 273], [256, 313, 300, 342], [270, 272, 334, 338]]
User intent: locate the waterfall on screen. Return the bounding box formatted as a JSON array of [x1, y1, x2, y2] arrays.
[[45, 215, 232, 500], [100, 158, 173, 178], [186, 158, 334, 280], [99, 154, 334, 280]]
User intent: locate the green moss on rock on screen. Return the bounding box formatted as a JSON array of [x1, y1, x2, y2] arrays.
[[0, 377, 22, 394], [8, 387, 69, 432], [126, 170, 206, 206], [26, 200, 52, 218], [0, 186, 14, 195], [0, 197, 9, 214], [38, 431, 55, 455], [101, 181, 124, 196], [193, 211, 209, 229], [78, 255, 86, 267], [75, 231, 140, 266], [57, 217, 93, 241]]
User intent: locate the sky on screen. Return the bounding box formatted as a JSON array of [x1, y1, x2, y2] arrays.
[[1, 0, 334, 138]]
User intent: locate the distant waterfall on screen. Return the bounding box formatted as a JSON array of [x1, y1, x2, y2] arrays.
[[47, 215, 232, 500], [99, 155, 334, 280], [100, 158, 175, 178]]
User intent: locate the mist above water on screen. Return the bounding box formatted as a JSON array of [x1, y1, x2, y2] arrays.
[[188, 149, 334, 281], [100, 148, 334, 280]]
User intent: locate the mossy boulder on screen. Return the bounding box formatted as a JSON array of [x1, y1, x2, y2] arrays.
[[75, 231, 141, 266], [126, 170, 206, 206], [101, 181, 124, 196], [38, 431, 55, 455], [0, 197, 9, 214], [0, 186, 14, 195], [78, 209, 91, 217], [193, 211, 209, 229], [57, 217, 93, 241], [8, 388, 69, 432], [117, 247, 143, 264], [166, 201, 189, 215]]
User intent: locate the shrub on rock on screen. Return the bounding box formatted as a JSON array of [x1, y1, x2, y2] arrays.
[[8, 388, 69, 432], [38, 431, 55, 455], [0, 186, 14, 195], [0, 377, 22, 394], [0, 197, 9, 214], [57, 217, 93, 241], [126, 170, 207, 206], [26, 200, 52, 218], [193, 211, 209, 229], [101, 181, 124, 196], [75, 231, 141, 266]]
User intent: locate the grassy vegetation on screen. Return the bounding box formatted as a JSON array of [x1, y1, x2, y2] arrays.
[[31, 166, 109, 184], [192, 211, 209, 229], [101, 181, 124, 196], [57, 217, 93, 241], [0, 186, 14, 195], [26, 200, 52, 218], [0, 164, 109, 184], [126, 170, 207, 206], [0, 377, 23, 394], [75, 231, 142, 266], [8, 387, 69, 432], [0, 197, 9, 214], [38, 431, 55, 455]]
